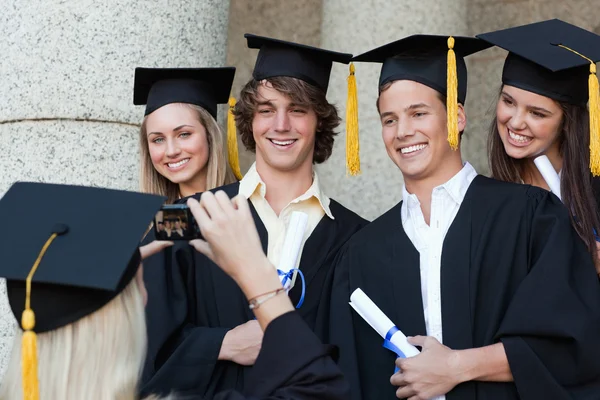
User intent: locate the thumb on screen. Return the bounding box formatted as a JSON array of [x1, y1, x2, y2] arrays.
[[139, 241, 174, 260], [407, 335, 427, 347], [189, 239, 214, 261]]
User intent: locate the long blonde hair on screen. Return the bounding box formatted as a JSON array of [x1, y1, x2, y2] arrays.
[[0, 278, 148, 400], [139, 104, 236, 203]]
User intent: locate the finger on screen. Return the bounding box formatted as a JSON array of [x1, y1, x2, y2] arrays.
[[214, 190, 236, 216], [139, 241, 174, 260], [189, 239, 214, 259], [231, 195, 252, 219], [199, 191, 225, 220], [396, 385, 415, 399], [188, 198, 212, 230], [390, 371, 406, 386], [407, 335, 426, 346]]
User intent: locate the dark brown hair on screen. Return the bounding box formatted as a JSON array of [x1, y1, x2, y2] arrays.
[[233, 77, 340, 164], [488, 86, 600, 265]]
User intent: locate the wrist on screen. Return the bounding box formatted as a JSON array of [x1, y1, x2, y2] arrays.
[[454, 348, 477, 384], [218, 330, 234, 361], [235, 257, 282, 299]]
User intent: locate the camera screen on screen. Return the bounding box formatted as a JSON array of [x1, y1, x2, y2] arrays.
[[154, 208, 196, 240]]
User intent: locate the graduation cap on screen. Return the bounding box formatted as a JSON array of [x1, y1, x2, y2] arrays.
[[240, 33, 361, 176], [0, 182, 165, 399], [133, 67, 235, 118], [353, 35, 491, 150], [477, 19, 600, 175]]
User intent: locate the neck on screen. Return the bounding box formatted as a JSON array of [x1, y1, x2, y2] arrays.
[[178, 169, 208, 198], [404, 157, 464, 225], [255, 159, 314, 215], [520, 153, 563, 190]]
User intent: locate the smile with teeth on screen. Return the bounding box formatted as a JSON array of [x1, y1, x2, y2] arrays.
[[167, 158, 190, 168], [509, 130, 532, 143], [269, 139, 297, 146], [400, 144, 428, 154]]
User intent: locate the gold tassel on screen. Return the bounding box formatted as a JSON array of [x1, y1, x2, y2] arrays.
[[346, 63, 360, 176], [588, 64, 600, 176], [21, 232, 58, 400], [557, 44, 600, 176], [227, 97, 243, 180], [447, 37, 459, 151]]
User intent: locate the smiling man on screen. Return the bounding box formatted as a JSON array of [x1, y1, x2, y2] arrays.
[[141, 34, 368, 398], [322, 35, 600, 400]]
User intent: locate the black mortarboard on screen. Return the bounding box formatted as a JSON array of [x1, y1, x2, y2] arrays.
[[353, 35, 490, 150], [477, 19, 600, 105], [133, 67, 236, 117], [245, 33, 352, 92], [478, 19, 600, 175], [0, 182, 165, 334], [352, 35, 490, 104]]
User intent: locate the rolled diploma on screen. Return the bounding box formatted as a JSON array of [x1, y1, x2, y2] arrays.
[[534, 155, 561, 201], [349, 288, 420, 357], [278, 211, 308, 289]]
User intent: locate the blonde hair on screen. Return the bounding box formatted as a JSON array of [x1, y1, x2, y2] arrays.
[[139, 104, 236, 203], [0, 278, 148, 400]]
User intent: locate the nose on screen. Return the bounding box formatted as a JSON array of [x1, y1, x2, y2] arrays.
[[274, 111, 291, 133], [508, 109, 527, 131], [165, 138, 181, 158], [395, 118, 414, 139]]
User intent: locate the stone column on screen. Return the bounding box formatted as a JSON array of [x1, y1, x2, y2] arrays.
[[0, 0, 230, 376], [318, 0, 469, 221]]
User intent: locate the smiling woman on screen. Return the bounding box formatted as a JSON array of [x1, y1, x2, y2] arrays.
[[134, 67, 237, 203], [479, 20, 600, 272]]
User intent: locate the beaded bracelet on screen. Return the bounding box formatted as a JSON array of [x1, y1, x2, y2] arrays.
[[248, 288, 286, 310]]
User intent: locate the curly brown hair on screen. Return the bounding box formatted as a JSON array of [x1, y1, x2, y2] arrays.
[[233, 77, 341, 164]]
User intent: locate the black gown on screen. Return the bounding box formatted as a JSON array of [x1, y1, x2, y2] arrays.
[[142, 182, 368, 398], [320, 175, 600, 400]]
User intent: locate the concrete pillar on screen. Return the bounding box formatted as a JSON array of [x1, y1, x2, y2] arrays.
[[0, 0, 230, 376], [318, 0, 469, 221]]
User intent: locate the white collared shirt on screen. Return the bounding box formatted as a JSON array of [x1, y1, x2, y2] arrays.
[[400, 162, 477, 400], [239, 163, 334, 286]]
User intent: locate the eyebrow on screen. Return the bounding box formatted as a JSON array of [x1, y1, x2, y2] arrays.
[[148, 125, 194, 136], [501, 92, 553, 114], [404, 103, 431, 112]]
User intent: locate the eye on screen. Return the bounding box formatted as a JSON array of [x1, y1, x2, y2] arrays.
[[413, 112, 427, 118], [258, 108, 273, 114], [291, 108, 307, 114], [151, 137, 165, 144], [179, 132, 191, 138], [501, 97, 514, 106], [531, 111, 546, 118], [383, 118, 397, 126]]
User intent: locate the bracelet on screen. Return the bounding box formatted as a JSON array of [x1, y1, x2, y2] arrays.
[[248, 288, 286, 310]]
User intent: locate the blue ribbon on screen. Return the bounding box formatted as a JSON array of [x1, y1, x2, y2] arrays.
[[277, 268, 306, 309], [383, 326, 406, 373]]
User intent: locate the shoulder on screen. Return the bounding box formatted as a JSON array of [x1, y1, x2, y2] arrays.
[[470, 175, 550, 206], [176, 182, 241, 203], [344, 201, 402, 248], [328, 198, 369, 228]]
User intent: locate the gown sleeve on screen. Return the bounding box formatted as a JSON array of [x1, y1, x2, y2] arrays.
[[141, 243, 231, 397], [495, 190, 600, 399], [213, 311, 349, 400]]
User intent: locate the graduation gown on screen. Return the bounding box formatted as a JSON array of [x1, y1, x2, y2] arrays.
[[209, 311, 349, 400], [322, 175, 600, 400], [142, 181, 367, 398]]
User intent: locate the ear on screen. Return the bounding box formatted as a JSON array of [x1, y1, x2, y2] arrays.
[[457, 103, 467, 133]]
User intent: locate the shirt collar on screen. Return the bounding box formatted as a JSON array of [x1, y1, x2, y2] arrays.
[[239, 163, 334, 220], [401, 162, 478, 220]]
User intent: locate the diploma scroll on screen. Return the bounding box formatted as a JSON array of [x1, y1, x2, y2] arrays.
[[349, 288, 420, 358], [278, 211, 308, 290], [534, 155, 561, 201]]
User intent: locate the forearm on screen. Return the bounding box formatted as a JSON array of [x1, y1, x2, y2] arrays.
[[233, 256, 294, 330], [456, 342, 513, 383]]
